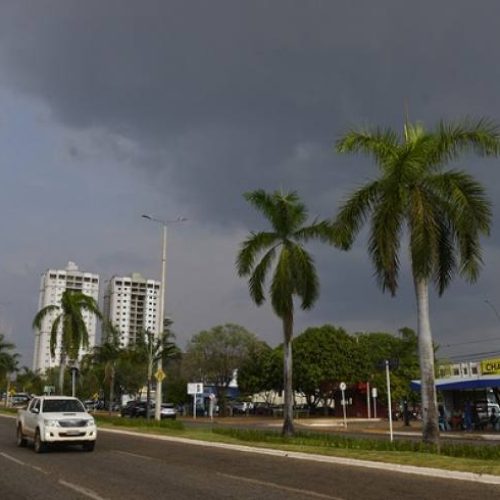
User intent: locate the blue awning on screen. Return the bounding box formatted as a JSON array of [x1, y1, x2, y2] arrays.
[[410, 374, 500, 391]]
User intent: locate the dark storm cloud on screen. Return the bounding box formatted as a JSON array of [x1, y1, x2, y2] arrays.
[[2, 0, 500, 360], [3, 0, 500, 224]]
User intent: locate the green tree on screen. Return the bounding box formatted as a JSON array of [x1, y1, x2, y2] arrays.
[[237, 190, 333, 436], [334, 118, 500, 444], [32, 290, 102, 394], [0, 333, 19, 401], [184, 324, 260, 413], [237, 340, 279, 400], [356, 328, 420, 406], [293, 325, 358, 411], [15, 367, 44, 395]]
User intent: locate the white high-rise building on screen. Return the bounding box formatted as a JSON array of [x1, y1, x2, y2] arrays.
[[102, 273, 160, 347], [32, 261, 100, 373]]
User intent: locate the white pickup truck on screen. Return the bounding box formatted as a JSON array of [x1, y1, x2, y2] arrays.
[[16, 396, 97, 453]]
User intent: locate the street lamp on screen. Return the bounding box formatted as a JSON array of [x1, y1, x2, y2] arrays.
[[142, 214, 186, 421]]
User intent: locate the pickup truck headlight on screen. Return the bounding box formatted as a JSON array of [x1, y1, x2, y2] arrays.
[[85, 418, 95, 427], [43, 419, 60, 427]]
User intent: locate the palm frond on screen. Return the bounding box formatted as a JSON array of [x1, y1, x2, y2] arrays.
[[408, 187, 441, 282], [333, 181, 381, 249], [248, 247, 276, 305], [236, 231, 278, 276], [436, 118, 500, 163], [32, 304, 60, 330], [49, 315, 62, 357], [270, 247, 294, 318], [336, 128, 399, 170], [368, 191, 404, 295], [289, 245, 319, 310], [294, 220, 334, 243], [433, 217, 456, 295]]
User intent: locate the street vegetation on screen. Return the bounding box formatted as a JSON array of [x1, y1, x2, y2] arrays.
[[1, 115, 498, 452]]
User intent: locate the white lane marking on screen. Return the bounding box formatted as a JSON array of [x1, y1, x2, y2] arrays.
[[0, 452, 26, 465], [0, 451, 49, 474], [217, 472, 345, 500], [31, 465, 48, 474], [58, 479, 109, 500], [113, 449, 153, 460]]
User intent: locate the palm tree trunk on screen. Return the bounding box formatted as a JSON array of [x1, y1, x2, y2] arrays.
[[282, 312, 295, 437], [414, 276, 440, 445], [58, 353, 67, 395]]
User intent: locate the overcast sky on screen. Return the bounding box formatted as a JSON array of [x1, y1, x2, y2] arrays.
[[1, 0, 500, 368]]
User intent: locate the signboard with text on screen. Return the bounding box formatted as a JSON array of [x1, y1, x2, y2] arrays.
[[481, 358, 500, 375], [187, 382, 204, 395]]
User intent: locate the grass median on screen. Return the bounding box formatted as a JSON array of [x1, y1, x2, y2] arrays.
[[95, 415, 500, 476]]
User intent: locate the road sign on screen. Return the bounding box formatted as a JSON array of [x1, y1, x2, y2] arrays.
[[187, 382, 203, 395], [339, 382, 346, 391], [155, 368, 166, 382]]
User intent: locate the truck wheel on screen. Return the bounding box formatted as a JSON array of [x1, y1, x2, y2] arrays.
[[16, 426, 27, 447], [34, 429, 47, 453], [82, 441, 95, 452]]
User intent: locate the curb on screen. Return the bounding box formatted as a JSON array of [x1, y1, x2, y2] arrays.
[[99, 426, 500, 486]]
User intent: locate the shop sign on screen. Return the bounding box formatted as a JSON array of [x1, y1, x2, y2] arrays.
[[480, 358, 500, 375]]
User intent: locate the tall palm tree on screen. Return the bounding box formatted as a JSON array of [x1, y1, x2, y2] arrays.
[[33, 290, 102, 394], [334, 118, 500, 444], [237, 189, 333, 436]]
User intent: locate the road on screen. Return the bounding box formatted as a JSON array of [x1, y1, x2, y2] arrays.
[[0, 416, 498, 499]]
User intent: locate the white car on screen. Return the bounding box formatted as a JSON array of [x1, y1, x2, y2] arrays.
[[16, 396, 97, 452], [160, 403, 177, 419]]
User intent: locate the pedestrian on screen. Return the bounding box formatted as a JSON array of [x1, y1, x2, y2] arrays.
[[438, 405, 449, 431], [490, 407, 498, 431], [463, 401, 473, 431]]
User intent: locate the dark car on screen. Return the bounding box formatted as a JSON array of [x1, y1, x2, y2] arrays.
[[474, 400, 500, 428], [120, 400, 154, 418], [11, 393, 31, 407]]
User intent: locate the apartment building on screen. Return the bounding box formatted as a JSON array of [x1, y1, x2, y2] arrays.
[[32, 261, 100, 373], [102, 273, 160, 347]]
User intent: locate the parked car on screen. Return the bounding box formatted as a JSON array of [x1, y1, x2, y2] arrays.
[[11, 393, 31, 407], [120, 400, 154, 418], [159, 403, 177, 419], [250, 402, 274, 416], [475, 400, 500, 427]]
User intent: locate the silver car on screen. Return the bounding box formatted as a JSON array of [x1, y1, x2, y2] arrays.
[[160, 403, 177, 419]]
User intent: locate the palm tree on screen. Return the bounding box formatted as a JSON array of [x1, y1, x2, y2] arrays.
[[0, 333, 19, 404], [133, 327, 179, 419], [236, 189, 333, 436], [334, 118, 500, 444], [90, 320, 122, 414], [33, 289, 102, 394]]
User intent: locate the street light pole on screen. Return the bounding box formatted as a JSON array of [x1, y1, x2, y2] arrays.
[[142, 214, 186, 421]]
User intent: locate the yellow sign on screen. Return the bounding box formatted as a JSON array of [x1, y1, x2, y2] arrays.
[[480, 358, 500, 375], [155, 368, 166, 382]]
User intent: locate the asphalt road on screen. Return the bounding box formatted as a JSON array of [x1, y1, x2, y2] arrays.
[[0, 415, 498, 500]]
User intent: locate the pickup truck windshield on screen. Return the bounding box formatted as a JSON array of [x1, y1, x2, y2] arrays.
[[42, 399, 85, 413]]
